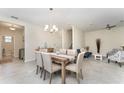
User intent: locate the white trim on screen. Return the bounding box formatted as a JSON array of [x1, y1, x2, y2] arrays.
[[13, 36, 15, 57]]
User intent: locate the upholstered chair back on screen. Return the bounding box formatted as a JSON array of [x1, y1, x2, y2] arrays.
[[42, 52, 52, 73], [76, 52, 84, 72], [35, 52, 43, 67], [80, 48, 85, 52], [67, 49, 77, 56], [59, 49, 67, 54]]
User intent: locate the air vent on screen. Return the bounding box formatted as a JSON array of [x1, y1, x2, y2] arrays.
[[49, 8, 53, 11], [10, 16, 18, 20]]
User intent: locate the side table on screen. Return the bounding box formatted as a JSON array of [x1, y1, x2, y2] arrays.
[[94, 54, 103, 61]]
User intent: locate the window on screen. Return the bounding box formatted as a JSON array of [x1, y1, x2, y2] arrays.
[[4, 36, 12, 43]]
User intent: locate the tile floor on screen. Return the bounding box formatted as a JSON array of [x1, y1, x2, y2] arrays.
[[0, 58, 124, 84]]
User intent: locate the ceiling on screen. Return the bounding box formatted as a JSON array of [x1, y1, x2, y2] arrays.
[[0, 8, 124, 31], [0, 21, 24, 30]]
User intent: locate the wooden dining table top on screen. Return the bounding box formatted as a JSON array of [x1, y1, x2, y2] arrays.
[[34, 50, 76, 63], [51, 55, 70, 64]]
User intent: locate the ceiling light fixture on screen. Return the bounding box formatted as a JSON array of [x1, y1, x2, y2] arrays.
[[9, 27, 16, 31], [44, 8, 59, 33], [44, 24, 58, 32], [9, 24, 16, 31]]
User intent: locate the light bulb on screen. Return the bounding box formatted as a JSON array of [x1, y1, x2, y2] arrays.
[[55, 28, 58, 32], [52, 25, 56, 29], [50, 28, 54, 33], [44, 25, 49, 31], [9, 27, 15, 30]]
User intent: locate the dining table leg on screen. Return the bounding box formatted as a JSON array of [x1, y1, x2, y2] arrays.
[[61, 62, 66, 84]]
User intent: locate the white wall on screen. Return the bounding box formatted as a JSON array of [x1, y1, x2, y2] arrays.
[[32, 26, 62, 51], [22, 23, 62, 62], [62, 29, 72, 49], [0, 16, 62, 62], [85, 26, 124, 55], [72, 26, 85, 49]]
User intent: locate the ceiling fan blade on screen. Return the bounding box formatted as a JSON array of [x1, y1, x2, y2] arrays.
[[106, 24, 110, 28], [105, 24, 116, 30]]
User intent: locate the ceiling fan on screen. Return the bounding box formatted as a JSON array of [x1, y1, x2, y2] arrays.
[[105, 24, 116, 30]]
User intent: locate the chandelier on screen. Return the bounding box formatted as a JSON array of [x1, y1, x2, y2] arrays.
[[44, 24, 58, 32], [44, 8, 59, 33]]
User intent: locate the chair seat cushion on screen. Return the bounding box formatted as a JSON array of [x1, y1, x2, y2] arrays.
[[52, 63, 61, 73], [66, 63, 77, 72]]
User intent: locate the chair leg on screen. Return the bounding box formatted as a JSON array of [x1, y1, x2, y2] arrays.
[[80, 69, 83, 80], [36, 65, 39, 75], [43, 70, 46, 80], [76, 73, 80, 84], [40, 67, 44, 78], [40, 67, 42, 71], [108, 59, 110, 63], [49, 73, 53, 84]]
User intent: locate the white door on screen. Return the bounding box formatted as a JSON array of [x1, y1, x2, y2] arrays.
[[2, 36, 14, 57]]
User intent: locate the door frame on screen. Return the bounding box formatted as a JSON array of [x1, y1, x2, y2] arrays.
[[0, 18, 25, 62]]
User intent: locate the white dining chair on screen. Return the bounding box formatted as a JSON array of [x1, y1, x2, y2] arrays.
[[65, 52, 84, 83], [41, 48, 48, 52], [67, 49, 77, 56], [67, 49, 77, 63], [35, 51, 44, 78], [59, 49, 67, 55], [42, 52, 61, 84]]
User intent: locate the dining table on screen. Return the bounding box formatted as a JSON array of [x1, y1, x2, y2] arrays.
[[34, 51, 76, 84], [51, 54, 70, 84]]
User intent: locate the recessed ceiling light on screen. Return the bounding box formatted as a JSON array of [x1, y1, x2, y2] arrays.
[[9, 27, 15, 31]]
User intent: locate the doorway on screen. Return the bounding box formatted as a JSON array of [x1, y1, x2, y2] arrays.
[[2, 36, 14, 57], [0, 21, 25, 64], [1, 36, 14, 63]]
